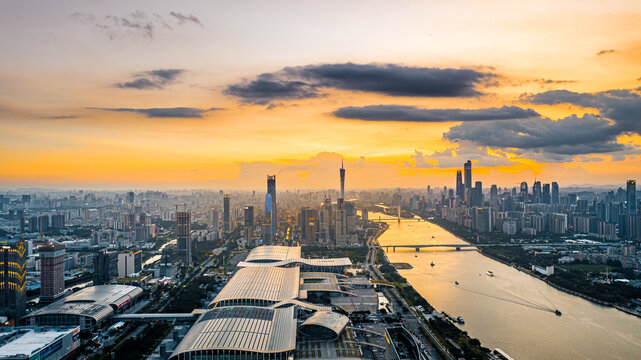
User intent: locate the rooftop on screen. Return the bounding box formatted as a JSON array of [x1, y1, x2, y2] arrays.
[[210, 266, 300, 307], [0, 327, 79, 358], [237, 257, 352, 269], [170, 306, 296, 358], [23, 285, 143, 323], [244, 245, 302, 263]]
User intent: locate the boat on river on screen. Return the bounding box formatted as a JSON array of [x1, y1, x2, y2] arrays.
[[430, 261, 435, 267], [486, 270, 495, 276], [555, 310, 562, 316], [455, 281, 459, 285]]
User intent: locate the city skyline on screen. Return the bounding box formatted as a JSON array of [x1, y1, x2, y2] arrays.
[[2, 1, 641, 189]]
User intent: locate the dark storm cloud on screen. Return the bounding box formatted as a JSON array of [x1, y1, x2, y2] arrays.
[[525, 88, 641, 134], [115, 69, 185, 90], [224, 63, 492, 105], [443, 114, 625, 156], [169, 11, 204, 27], [90, 107, 221, 118], [224, 74, 321, 105], [596, 49, 616, 56], [332, 105, 538, 122]]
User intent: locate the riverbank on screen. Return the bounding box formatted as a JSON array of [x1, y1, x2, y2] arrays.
[[373, 223, 493, 359], [424, 217, 641, 319]]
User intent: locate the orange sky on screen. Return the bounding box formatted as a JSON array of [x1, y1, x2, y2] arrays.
[[1, 1, 640, 190]]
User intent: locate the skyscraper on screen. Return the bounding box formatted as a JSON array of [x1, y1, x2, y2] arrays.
[[340, 159, 346, 199], [627, 180, 637, 214], [463, 160, 472, 191], [177, 210, 191, 266], [223, 194, 231, 233], [1, 239, 26, 320], [551, 182, 559, 205], [244, 206, 254, 228], [490, 184, 498, 206], [533, 181, 542, 203], [39, 242, 65, 303], [456, 170, 463, 200], [542, 183, 551, 204], [211, 208, 219, 227], [267, 176, 276, 238], [472, 181, 483, 206], [520, 182, 528, 201]]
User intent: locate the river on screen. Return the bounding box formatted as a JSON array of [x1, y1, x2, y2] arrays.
[[373, 212, 641, 360]]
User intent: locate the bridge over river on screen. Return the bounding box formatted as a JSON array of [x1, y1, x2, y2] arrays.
[[376, 242, 614, 252]]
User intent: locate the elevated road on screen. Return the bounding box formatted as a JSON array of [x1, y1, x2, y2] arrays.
[[112, 313, 198, 321]]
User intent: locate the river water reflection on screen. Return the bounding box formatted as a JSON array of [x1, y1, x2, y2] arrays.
[[374, 212, 641, 360]]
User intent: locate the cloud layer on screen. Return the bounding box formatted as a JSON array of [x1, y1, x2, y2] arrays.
[[525, 88, 641, 134], [90, 107, 220, 118], [114, 69, 185, 90], [71, 11, 204, 40], [333, 105, 539, 122], [225, 63, 493, 105]]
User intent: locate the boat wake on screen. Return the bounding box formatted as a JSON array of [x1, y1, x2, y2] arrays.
[[456, 285, 558, 314]]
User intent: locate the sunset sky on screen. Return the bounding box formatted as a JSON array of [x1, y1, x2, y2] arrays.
[[1, 0, 641, 190]]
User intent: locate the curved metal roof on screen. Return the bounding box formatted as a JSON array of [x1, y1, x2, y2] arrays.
[[245, 245, 301, 263], [22, 285, 142, 323], [300, 311, 350, 338], [170, 306, 297, 358], [237, 257, 352, 268], [209, 266, 299, 307]]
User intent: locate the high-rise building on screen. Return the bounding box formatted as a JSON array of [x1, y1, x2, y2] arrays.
[[472, 181, 483, 206], [223, 194, 231, 233], [1, 239, 26, 320], [93, 251, 118, 285], [463, 160, 472, 191], [17, 209, 24, 234], [267, 176, 277, 238], [551, 182, 559, 205], [177, 210, 192, 266], [520, 182, 528, 200], [126, 191, 134, 204], [39, 242, 65, 303], [490, 185, 498, 206], [542, 183, 551, 204], [318, 209, 331, 244], [118, 251, 142, 277], [211, 208, 219, 227], [340, 159, 346, 199], [28, 216, 38, 232], [627, 180, 637, 214], [456, 170, 464, 200], [244, 206, 254, 228], [299, 207, 318, 245], [51, 213, 65, 229], [134, 225, 150, 242], [532, 181, 542, 203], [38, 215, 49, 233]]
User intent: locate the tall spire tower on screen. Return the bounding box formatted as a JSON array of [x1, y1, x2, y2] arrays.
[[340, 159, 346, 199]]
